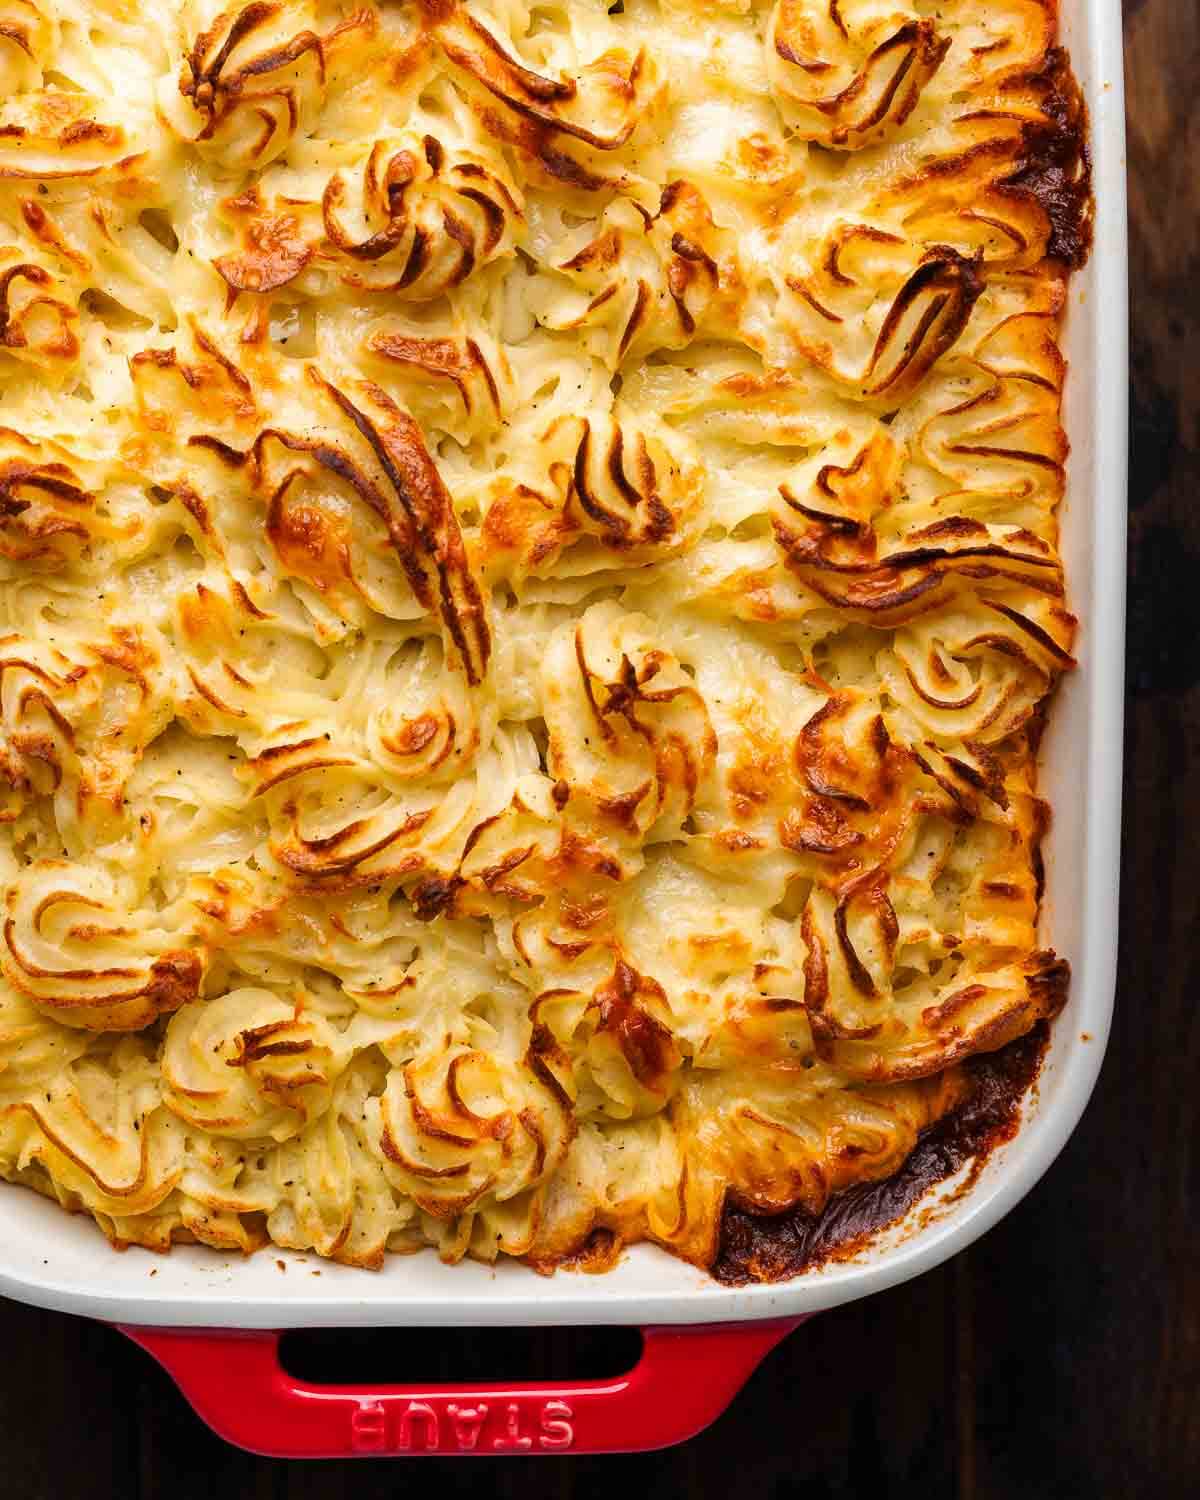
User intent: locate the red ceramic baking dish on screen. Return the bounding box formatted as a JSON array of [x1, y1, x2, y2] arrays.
[[0, 0, 1127, 1458]]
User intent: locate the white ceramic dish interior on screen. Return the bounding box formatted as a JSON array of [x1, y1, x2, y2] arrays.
[[0, 0, 1127, 1333]]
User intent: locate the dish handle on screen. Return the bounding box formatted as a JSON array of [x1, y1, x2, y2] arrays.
[[119, 1319, 803, 1458]]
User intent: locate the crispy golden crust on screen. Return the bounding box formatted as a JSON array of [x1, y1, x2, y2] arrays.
[[0, 0, 1085, 1274]]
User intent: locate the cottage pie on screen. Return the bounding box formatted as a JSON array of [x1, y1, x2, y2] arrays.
[[0, 0, 1088, 1273]]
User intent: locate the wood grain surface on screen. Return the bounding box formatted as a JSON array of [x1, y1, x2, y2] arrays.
[[1, 3, 1195, 1495]]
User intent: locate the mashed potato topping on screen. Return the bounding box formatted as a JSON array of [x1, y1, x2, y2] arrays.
[[0, 0, 1084, 1270]]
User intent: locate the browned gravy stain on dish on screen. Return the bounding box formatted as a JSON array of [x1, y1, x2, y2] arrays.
[[1005, 47, 1094, 268], [712, 1023, 1051, 1285]]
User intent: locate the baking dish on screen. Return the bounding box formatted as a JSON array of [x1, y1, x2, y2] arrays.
[[0, 0, 1127, 1457]]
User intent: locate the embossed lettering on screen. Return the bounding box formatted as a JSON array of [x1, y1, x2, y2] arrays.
[[397, 1400, 440, 1451], [492, 1401, 533, 1450], [538, 1399, 575, 1450], [349, 1400, 387, 1453], [347, 1397, 574, 1454], [447, 1402, 489, 1451]]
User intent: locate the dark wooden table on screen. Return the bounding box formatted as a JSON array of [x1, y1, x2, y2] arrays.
[[2, 4, 1196, 1495]]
